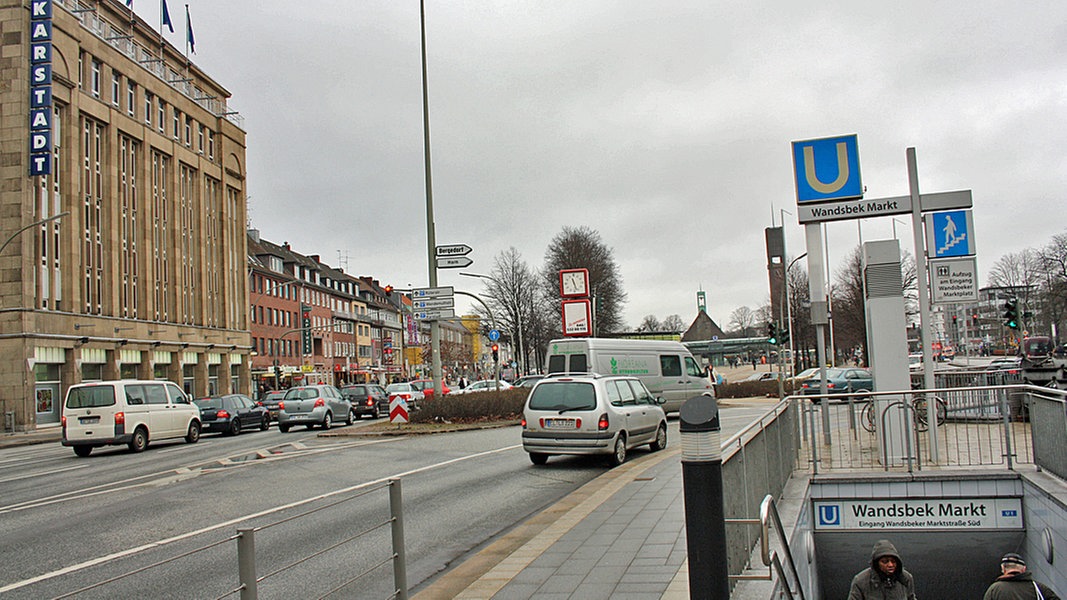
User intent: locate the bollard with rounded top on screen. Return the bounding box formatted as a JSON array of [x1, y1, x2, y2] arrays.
[[680, 395, 730, 600]]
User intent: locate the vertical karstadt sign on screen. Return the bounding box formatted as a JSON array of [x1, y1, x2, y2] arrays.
[[29, 0, 53, 176]]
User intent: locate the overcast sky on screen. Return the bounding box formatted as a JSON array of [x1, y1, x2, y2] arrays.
[[140, 1, 1066, 330]]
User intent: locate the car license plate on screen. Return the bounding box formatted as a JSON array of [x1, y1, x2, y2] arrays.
[[544, 418, 576, 430], [79, 416, 100, 424]]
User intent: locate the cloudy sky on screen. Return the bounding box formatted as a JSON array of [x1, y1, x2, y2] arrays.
[[140, 1, 1066, 329]]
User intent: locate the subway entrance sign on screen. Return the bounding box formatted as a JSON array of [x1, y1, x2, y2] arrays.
[[792, 134, 863, 203]]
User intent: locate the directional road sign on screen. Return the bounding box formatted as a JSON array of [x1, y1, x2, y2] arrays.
[[413, 298, 454, 310], [415, 308, 455, 321], [488, 329, 501, 342], [436, 244, 472, 257], [437, 256, 473, 269], [411, 286, 454, 298]]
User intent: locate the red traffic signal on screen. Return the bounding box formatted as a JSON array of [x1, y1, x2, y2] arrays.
[[491, 343, 499, 361], [384, 285, 394, 294]]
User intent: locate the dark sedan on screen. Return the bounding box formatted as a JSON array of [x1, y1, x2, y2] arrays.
[[260, 390, 286, 422], [342, 384, 389, 419], [195, 394, 270, 435]]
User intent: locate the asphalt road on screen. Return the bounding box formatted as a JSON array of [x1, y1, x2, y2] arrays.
[[0, 402, 775, 599]]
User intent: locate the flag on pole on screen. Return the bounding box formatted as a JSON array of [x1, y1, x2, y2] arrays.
[[161, 0, 174, 33], [126, 0, 133, 7], [185, 5, 195, 54]]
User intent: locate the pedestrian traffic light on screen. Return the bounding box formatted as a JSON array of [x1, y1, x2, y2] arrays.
[[491, 343, 499, 362], [1003, 299, 1019, 330], [766, 322, 777, 345]]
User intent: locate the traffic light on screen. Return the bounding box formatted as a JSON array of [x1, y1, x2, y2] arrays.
[[491, 343, 499, 362], [1003, 299, 1019, 330], [952, 315, 958, 328], [766, 322, 777, 345], [972, 314, 979, 326], [384, 285, 393, 295], [778, 325, 790, 346]]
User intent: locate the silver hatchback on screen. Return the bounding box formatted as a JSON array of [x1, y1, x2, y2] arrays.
[[278, 385, 352, 432], [521, 374, 667, 467]]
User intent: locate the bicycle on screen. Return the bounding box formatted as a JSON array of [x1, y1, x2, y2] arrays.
[[860, 394, 947, 433]]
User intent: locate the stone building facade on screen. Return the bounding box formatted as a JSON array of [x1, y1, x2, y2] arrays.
[[0, 0, 248, 430]]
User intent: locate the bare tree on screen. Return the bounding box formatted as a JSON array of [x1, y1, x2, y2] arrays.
[[472, 247, 541, 374], [1039, 233, 1067, 344], [541, 226, 627, 336], [662, 314, 686, 333], [988, 249, 1043, 332], [832, 246, 918, 366], [637, 315, 661, 332], [729, 306, 756, 337]]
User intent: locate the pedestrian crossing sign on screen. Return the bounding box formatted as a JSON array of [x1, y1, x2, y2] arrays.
[[927, 209, 975, 258]]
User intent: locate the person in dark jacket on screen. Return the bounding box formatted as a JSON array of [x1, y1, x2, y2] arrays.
[[848, 539, 917, 600], [984, 553, 1061, 600]]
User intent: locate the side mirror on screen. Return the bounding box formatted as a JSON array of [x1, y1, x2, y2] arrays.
[[656, 396, 666, 405]]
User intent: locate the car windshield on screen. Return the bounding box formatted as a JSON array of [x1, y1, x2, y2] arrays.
[[528, 382, 596, 411], [344, 386, 367, 395], [195, 398, 223, 409], [385, 384, 410, 393]]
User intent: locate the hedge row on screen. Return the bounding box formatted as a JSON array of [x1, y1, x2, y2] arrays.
[[411, 388, 528, 423]]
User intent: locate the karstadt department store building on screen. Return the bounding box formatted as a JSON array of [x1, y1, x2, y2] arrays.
[[0, 0, 249, 431]]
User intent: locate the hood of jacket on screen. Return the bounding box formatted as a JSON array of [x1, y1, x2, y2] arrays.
[[870, 539, 904, 579]]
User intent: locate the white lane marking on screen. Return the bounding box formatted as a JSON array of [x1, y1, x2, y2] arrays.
[[0, 437, 399, 515], [0, 443, 522, 594], [0, 463, 88, 484]]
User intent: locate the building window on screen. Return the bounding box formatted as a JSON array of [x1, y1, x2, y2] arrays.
[[144, 92, 153, 126], [179, 165, 199, 325], [82, 117, 105, 314], [197, 125, 204, 154], [157, 98, 165, 133], [172, 107, 180, 140], [151, 151, 170, 321], [207, 131, 214, 160], [127, 81, 136, 117], [184, 117, 192, 147], [111, 71, 120, 107], [36, 105, 64, 311], [204, 177, 221, 326], [120, 135, 139, 318], [90, 59, 101, 99]]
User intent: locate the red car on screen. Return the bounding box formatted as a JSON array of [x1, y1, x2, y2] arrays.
[[411, 379, 450, 398]]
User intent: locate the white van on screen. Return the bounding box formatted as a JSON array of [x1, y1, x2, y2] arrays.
[[544, 338, 713, 413], [61, 380, 202, 457]]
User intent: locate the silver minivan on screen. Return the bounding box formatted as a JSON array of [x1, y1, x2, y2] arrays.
[[544, 338, 713, 413], [521, 374, 667, 467], [61, 380, 202, 457]]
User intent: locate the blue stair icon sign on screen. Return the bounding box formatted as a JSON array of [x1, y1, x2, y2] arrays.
[[928, 209, 976, 258]]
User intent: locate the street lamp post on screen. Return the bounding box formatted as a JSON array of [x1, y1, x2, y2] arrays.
[[0, 211, 70, 255], [778, 253, 807, 398], [460, 272, 524, 376]]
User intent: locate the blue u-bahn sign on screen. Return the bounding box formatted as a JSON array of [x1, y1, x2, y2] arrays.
[[792, 134, 863, 203]]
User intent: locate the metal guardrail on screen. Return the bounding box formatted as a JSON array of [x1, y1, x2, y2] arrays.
[[50, 479, 408, 600], [795, 384, 1066, 473], [727, 495, 805, 600]]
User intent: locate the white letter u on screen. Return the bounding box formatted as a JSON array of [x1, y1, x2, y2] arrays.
[[803, 143, 850, 194]]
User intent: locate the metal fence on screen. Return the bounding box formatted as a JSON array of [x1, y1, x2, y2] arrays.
[[50, 479, 407, 600], [795, 384, 1066, 474]]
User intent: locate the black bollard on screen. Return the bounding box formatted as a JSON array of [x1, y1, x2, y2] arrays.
[[680, 395, 729, 600]]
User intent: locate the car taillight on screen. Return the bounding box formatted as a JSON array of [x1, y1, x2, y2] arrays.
[[827, 383, 836, 389], [598, 413, 609, 430], [255, 401, 264, 407], [114, 412, 125, 425], [521, 417, 527, 428], [61, 415, 67, 427], [278, 401, 285, 410], [314, 398, 325, 407], [366, 397, 374, 407], [216, 410, 230, 419]]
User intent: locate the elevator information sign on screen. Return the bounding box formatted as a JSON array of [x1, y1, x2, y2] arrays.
[[814, 498, 1023, 530]]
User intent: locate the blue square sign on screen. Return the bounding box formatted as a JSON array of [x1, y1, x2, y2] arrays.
[[792, 134, 863, 203], [928, 209, 975, 258]]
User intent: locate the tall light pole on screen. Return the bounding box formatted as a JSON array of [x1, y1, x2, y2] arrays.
[[0, 211, 69, 255], [419, 0, 443, 397], [781, 252, 807, 382], [460, 272, 525, 375]]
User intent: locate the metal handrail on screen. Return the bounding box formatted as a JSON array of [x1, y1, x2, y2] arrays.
[[760, 494, 805, 600]]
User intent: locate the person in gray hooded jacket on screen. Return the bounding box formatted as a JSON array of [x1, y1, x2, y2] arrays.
[[848, 539, 918, 600]]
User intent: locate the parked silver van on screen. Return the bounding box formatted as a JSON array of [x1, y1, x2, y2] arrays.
[[61, 380, 202, 457], [545, 338, 713, 413]]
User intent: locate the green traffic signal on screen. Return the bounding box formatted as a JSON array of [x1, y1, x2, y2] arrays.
[[1003, 299, 1020, 330], [766, 322, 777, 345]]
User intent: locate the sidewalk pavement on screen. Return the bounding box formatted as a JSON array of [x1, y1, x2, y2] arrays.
[[416, 444, 693, 600], [0, 425, 60, 450]]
